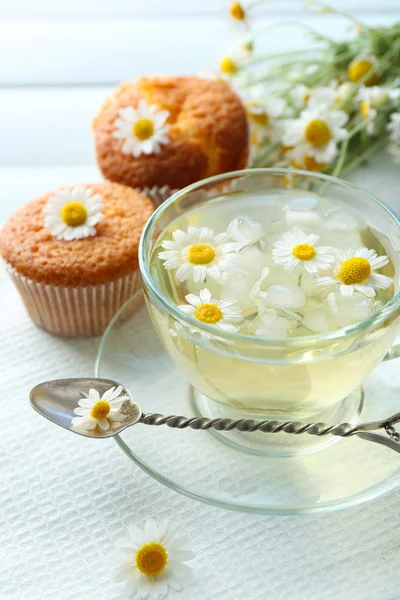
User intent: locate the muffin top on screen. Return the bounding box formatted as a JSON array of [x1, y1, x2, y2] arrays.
[[0, 182, 154, 286], [93, 76, 249, 190]]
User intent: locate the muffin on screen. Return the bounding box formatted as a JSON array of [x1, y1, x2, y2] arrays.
[[93, 76, 249, 192], [0, 182, 154, 337]]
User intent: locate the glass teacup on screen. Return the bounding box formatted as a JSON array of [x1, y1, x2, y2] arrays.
[[139, 169, 400, 455]]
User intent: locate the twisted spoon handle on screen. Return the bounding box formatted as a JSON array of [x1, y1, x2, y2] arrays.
[[140, 413, 358, 437]]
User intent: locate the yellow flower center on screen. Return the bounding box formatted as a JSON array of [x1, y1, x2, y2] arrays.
[[133, 118, 155, 141], [90, 400, 111, 420], [305, 119, 331, 147], [360, 100, 370, 119], [337, 257, 371, 285], [187, 244, 215, 265], [220, 57, 238, 75], [230, 2, 246, 20], [247, 104, 269, 126], [135, 542, 168, 577], [348, 59, 378, 86], [61, 202, 87, 227], [194, 303, 223, 324], [303, 155, 327, 172], [292, 244, 316, 261]]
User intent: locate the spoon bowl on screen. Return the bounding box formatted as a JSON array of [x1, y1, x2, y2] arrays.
[[29, 378, 143, 438]]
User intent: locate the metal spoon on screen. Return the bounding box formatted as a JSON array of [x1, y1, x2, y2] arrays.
[[30, 377, 400, 452]]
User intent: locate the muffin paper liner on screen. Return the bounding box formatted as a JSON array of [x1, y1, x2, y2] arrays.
[[3, 262, 141, 337], [138, 185, 178, 208]]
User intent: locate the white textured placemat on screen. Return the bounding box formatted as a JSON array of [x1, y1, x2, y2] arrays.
[[1, 162, 400, 600]]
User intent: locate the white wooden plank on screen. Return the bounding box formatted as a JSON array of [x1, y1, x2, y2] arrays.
[[0, 167, 101, 221], [0, 14, 396, 86], [0, 0, 398, 18], [0, 88, 109, 165]]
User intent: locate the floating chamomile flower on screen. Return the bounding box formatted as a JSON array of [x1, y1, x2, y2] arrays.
[[71, 386, 129, 431], [158, 226, 240, 283], [282, 105, 348, 165], [272, 230, 335, 274], [387, 112, 400, 144], [43, 186, 104, 241], [178, 288, 243, 332], [113, 100, 170, 157], [317, 247, 392, 297], [110, 519, 195, 600]]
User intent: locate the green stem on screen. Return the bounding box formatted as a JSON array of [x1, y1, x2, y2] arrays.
[[340, 138, 387, 175], [331, 120, 368, 178]]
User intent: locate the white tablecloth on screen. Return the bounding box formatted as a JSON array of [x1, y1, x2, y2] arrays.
[[1, 162, 400, 600]]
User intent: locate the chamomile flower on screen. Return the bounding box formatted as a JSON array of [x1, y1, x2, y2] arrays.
[[243, 89, 287, 144], [227, 2, 249, 29], [272, 230, 336, 273], [387, 112, 400, 144], [113, 100, 170, 158], [43, 186, 104, 241], [348, 56, 379, 86], [357, 85, 388, 132], [282, 105, 348, 164], [158, 226, 240, 283], [178, 288, 243, 332], [71, 386, 129, 432], [110, 519, 195, 600], [317, 247, 392, 297], [290, 84, 312, 110]]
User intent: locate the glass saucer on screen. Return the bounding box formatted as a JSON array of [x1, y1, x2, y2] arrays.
[[95, 291, 400, 515]]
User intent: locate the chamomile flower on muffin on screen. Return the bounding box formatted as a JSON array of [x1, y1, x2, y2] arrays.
[[0, 182, 154, 337], [93, 76, 249, 192]]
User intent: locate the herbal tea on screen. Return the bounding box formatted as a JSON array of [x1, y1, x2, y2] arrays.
[[148, 188, 397, 415]]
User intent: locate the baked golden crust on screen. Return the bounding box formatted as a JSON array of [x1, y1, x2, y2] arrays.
[[0, 183, 154, 287], [93, 76, 249, 189]]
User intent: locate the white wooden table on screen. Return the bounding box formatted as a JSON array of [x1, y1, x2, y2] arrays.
[[1, 3, 400, 599]]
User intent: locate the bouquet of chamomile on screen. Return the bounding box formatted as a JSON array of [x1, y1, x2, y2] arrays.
[[216, 1, 400, 177]]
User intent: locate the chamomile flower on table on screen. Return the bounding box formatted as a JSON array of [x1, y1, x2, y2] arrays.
[[272, 230, 336, 274], [113, 100, 170, 157], [357, 85, 389, 132], [71, 386, 129, 432], [243, 89, 288, 146], [317, 247, 392, 297], [158, 226, 240, 283], [110, 519, 196, 600], [227, 2, 250, 30], [43, 186, 104, 241], [282, 105, 348, 166], [348, 56, 379, 86], [178, 288, 243, 332]]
